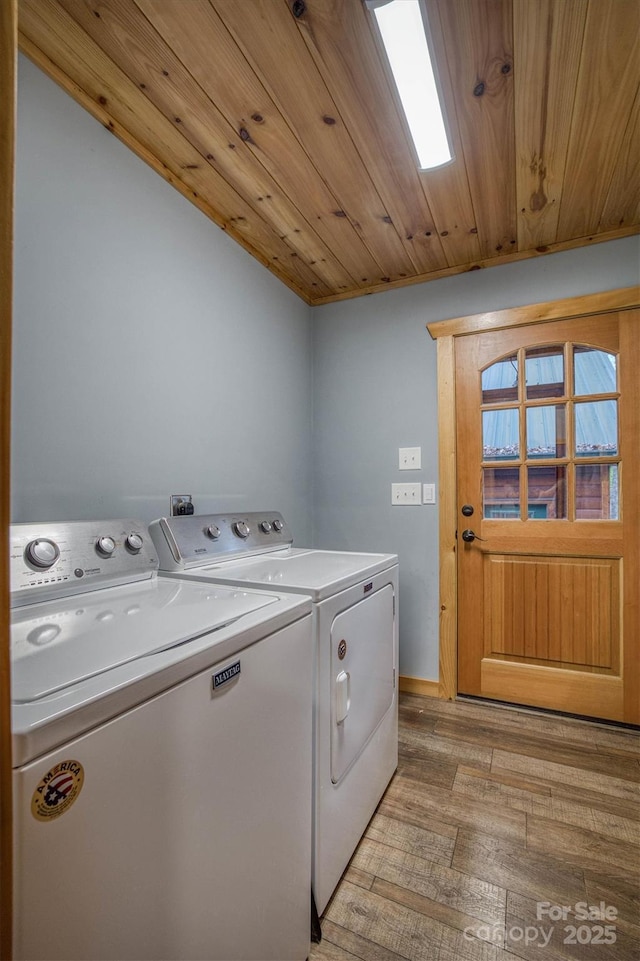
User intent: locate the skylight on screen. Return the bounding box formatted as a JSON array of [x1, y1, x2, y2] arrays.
[[367, 0, 452, 170]]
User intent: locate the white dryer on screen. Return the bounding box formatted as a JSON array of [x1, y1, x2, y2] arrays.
[[149, 511, 399, 915], [10, 519, 313, 961]]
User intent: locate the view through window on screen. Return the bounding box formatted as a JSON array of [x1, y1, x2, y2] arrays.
[[481, 344, 619, 520]]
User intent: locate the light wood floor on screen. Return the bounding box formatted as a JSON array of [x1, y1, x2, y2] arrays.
[[310, 693, 640, 961]]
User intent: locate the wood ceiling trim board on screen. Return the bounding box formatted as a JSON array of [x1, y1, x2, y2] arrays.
[[434, 0, 517, 260], [17, 1, 329, 302], [558, 0, 640, 241], [0, 2, 15, 955], [134, 0, 387, 290], [289, 0, 448, 277], [56, 0, 354, 294], [513, 0, 587, 251], [310, 224, 640, 306], [419, 0, 482, 268], [208, 0, 418, 286], [598, 83, 640, 233]]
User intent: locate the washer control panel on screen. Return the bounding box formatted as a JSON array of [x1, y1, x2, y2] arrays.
[[149, 512, 293, 570], [10, 520, 158, 607]]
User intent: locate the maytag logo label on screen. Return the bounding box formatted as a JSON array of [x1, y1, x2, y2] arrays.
[[363, 581, 373, 594], [213, 661, 241, 691]]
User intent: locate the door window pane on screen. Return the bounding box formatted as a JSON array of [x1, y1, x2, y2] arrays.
[[483, 408, 519, 460], [482, 354, 518, 404], [575, 400, 618, 457], [526, 405, 566, 458], [527, 466, 567, 519], [576, 465, 619, 520], [574, 347, 617, 396], [483, 467, 520, 518], [525, 346, 564, 400]]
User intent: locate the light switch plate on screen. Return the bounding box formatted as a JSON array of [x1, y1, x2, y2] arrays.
[[392, 483, 421, 505], [399, 447, 421, 470], [423, 483, 436, 504]]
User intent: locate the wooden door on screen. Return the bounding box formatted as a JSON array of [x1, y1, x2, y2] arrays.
[[455, 310, 639, 724], [1, 2, 16, 957]]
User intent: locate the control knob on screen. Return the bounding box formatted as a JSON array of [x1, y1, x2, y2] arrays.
[[272, 519, 284, 532], [25, 538, 60, 569], [96, 536, 116, 557], [260, 521, 272, 533], [233, 521, 251, 539], [206, 525, 221, 539], [126, 532, 144, 552], [27, 623, 61, 646]]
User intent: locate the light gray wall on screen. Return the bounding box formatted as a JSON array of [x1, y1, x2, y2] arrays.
[[312, 236, 640, 681], [13, 57, 639, 683], [12, 56, 313, 541]]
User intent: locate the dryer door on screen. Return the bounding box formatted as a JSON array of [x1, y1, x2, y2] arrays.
[[330, 584, 395, 784]]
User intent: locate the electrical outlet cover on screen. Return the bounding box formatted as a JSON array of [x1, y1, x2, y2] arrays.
[[170, 494, 193, 516]]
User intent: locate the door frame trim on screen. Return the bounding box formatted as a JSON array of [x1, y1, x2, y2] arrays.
[[427, 285, 640, 700], [1, 1, 16, 956]]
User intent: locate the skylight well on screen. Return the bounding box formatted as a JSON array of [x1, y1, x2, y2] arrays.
[[366, 0, 452, 170]]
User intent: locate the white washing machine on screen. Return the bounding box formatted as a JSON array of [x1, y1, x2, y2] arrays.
[[149, 511, 399, 915], [10, 519, 313, 961]]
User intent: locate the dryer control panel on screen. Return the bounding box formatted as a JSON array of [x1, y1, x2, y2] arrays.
[[10, 520, 158, 607], [149, 512, 293, 570]]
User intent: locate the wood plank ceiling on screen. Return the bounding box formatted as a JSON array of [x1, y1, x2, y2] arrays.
[[17, 0, 640, 305]]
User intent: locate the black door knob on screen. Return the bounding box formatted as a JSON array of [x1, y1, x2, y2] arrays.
[[461, 529, 476, 542]]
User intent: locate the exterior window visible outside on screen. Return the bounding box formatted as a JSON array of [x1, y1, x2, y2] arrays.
[[481, 344, 619, 520]]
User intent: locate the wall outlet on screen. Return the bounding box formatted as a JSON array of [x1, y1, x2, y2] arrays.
[[399, 447, 422, 470], [423, 483, 436, 504], [170, 494, 194, 516], [392, 483, 421, 505]]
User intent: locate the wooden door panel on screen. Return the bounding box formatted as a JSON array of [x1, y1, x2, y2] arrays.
[[455, 309, 638, 723], [484, 555, 619, 669], [480, 661, 624, 721]]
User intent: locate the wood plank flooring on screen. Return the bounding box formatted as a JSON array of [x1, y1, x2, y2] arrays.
[[310, 694, 640, 961]]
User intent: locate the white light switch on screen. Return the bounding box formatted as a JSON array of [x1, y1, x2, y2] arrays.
[[399, 447, 421, 470], [392, 483, 421, 505], [423, 483, 436, 504]]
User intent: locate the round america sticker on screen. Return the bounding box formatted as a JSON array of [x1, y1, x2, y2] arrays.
[[31, 760, 84, 822]]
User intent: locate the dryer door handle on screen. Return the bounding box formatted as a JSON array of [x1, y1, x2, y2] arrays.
[[335, 670, 350, 724]]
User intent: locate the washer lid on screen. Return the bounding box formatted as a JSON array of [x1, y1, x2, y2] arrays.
[[11, 577, 278, 702], [198, 548, 398, 601]]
